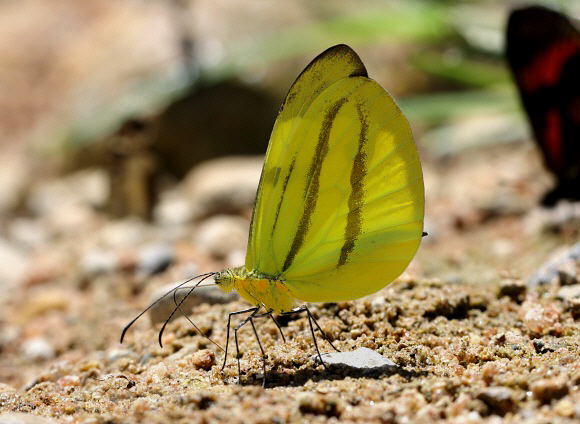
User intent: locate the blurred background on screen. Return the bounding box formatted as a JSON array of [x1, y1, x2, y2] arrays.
[[0, 0, 578, 389]]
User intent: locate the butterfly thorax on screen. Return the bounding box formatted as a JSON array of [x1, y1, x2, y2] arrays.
[[214, 266, 296, 314]]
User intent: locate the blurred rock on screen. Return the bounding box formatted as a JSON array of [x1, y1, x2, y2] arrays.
[[154, 193, 197, 227], [80, 249, 118, 278], [20, 290, 69, 321], [564, 298, 580, 320], [553, 399, 575, 418], [297, 392, 344, 418], [8, 219, 50, 249], [183, 156, 263, 219], [532, 339, 556, 354], [46, 203, 99, 237], [556, 285, 580, 302], [498, 278, 526, 302], [530, 378, 569, 403], [527, 243, 580, 286], [194, 215, 249, 259], [136, 243, 174, 276], [152, 84, 276, 177], [524, 201, 580, 236], [0, 238, 29, 290], [99, 217, 151, 248], [21, 337, 55, 362], [225, 249, 246, 268], [27, 169, 109, 217], [0, 413, 56, 424], [0, 155, 29, 213], [148, 281, 238, 325], [557, 261, 578, 286], [107, 349, 134, 364]]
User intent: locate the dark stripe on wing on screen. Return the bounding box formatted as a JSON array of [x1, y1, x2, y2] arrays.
[[247, 169, 265, 254], [271, 158, 296, 239], [338, 103, 368, 266], [282, 98, 348, 271]]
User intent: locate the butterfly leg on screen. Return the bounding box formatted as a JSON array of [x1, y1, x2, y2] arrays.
[[233, 307, 270, 385], [280, 306, 340, 372], [247, 317, 267, 387], [267, 312, 286, 343], [221, 307, 259, 374]]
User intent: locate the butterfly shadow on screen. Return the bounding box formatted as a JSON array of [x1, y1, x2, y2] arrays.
[[238, 361, 428, 388]]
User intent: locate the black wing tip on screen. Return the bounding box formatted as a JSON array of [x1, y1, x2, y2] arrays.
[[302, 44, 368, 79]]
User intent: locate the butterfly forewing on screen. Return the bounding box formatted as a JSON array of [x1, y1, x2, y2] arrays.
[[246, 45, 424, 302], [247, 45, 368, 274]]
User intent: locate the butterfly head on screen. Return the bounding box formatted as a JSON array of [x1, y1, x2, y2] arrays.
[[214, 267, 240, 292]]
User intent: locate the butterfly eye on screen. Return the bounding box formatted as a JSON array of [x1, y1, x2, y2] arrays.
[[215, 271, 232, 285]]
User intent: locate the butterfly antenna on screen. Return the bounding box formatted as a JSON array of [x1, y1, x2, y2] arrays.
[[120, 272, 216, 344], [170, 279, 225, 352], [157, 272, 217, 348]]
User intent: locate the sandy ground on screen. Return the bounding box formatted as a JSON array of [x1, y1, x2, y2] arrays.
[[1, 138, 579, 423]]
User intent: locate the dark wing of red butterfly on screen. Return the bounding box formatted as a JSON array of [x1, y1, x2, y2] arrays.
[[506, 6, 580, 205]]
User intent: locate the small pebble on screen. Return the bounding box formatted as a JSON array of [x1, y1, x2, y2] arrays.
[[554, 398, 574, 418], [532, 339, 556, 354], [530, 378, 568, 403], [557, 261, 578, 286], [191, 349, 215, 370], [371, 296, 387, 310], [564, 298, 580, 319], [477, 387, 515, 416], [557, 284, 580, 302], [312, 347, 397, 373], [527, 243, 580, 286], [136, 243, 174, 275], [154, 193, 197, 226], [523, 304, 560, 335], [22, 337, 55, 361], [297, 393, 343, 418], [107, 349, 133, 363], [498, 278, 526, 301], [80, 249, 118, 277]]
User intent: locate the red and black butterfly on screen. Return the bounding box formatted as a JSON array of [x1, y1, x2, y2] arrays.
[[506, 5, 580, 205]]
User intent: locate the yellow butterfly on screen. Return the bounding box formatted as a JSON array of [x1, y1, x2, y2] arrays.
[[122, 44, 424, 385]]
